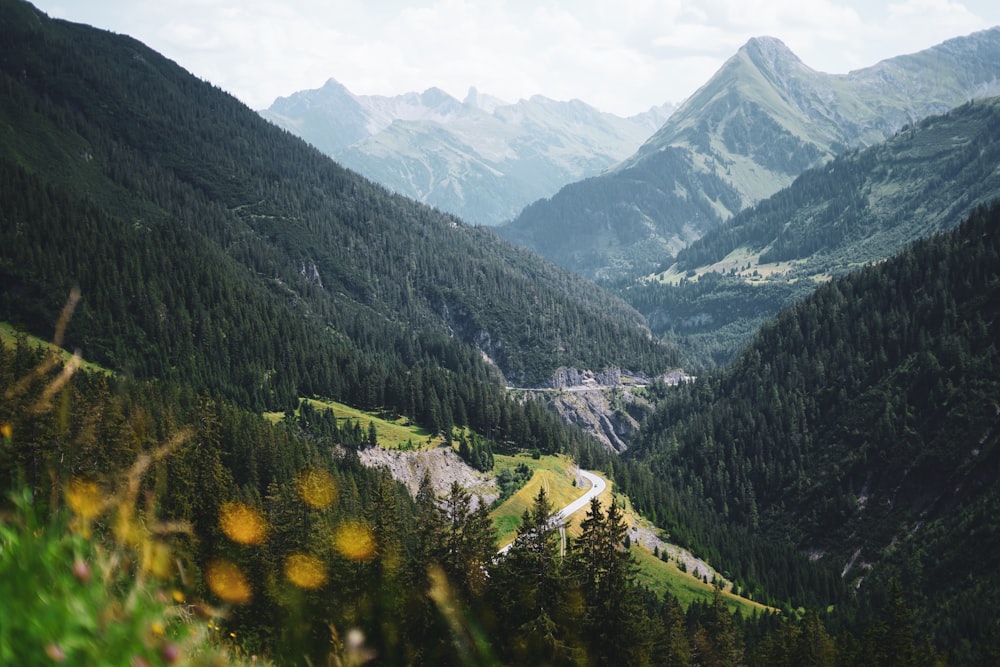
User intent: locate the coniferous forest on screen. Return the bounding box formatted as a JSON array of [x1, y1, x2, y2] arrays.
[[2, 1, 1000, 665]]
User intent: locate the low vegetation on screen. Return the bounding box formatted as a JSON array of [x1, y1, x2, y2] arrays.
[[265, 397, 444, 451]]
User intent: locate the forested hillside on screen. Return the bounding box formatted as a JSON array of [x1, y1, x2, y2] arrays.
[[617, 202, 1000, 661], [628, 97, 1000, 365], [3, 338, 961, 665], [0, 0, 674, 415]]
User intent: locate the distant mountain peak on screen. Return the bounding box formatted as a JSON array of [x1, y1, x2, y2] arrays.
[[741, 35, 794, 55], [738, 35, 810, 74], [264, 78, 672, 225], [463, 86, 508, 112], [499, 26, 1000, 282], [320, 76, 349, 91], [419, 86, 460, 109]]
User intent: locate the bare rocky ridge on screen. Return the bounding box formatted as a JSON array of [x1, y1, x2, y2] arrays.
[[544, 389, 644, 453], [357, 445, 498, 509]]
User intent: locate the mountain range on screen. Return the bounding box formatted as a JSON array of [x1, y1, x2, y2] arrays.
[[3, 0, 1000, 661], [498, 28, 1000, 281], [261, 80, 674, 226]]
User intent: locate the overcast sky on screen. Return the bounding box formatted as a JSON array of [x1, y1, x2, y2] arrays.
[[29, 0, 1000, 116]]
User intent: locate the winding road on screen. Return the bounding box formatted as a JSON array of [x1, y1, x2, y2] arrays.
[[497, 469, 606, 555]]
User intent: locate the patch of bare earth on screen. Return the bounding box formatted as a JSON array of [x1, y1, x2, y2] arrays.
[[357, 445, 498, 509]]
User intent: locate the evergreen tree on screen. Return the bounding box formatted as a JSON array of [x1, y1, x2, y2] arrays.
[[438, 481, 496, 598], [571, 496, 645, 665], [490, 487, 582, 665]]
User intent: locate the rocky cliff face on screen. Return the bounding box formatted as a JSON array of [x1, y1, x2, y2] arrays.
[[543, 388, 647, 453], [357, 446, 498, 509], [525, 368, 693, 453]]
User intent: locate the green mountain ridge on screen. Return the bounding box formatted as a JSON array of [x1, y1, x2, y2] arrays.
[[620, 201, 1000, 658], [498, 28, 1000, 282], [0, 0, 674, 408], [628, 96, 1000, 365]]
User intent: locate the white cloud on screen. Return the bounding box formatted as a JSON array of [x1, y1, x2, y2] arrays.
[[26, 0, 1000, 115], [884, 0, 986, 48]]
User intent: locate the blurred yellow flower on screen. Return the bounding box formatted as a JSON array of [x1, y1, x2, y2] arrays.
[[284, 553, 328, 590], [142, 540, 173, 579], [296, 469, 337, 509], [334, 521, 376, 562], [219, 502, 268, 545], [205, 560, 252, 605], [0, 422, 12, 439], [65, 478, 103, 520]]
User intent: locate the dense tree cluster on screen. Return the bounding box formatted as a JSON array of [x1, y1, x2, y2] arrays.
[[7, 337, 979, 665], [618, 202, 1000, 660]]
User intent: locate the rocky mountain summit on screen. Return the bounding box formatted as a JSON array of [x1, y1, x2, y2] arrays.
[[498, 28, 1000, 281]]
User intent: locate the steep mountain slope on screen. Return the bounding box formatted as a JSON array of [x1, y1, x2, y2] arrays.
[[0, 0, 675, 422], [621, 202, 1000, 656], [627, 96, 1000, 365], [499, 28, 1000, 281], [262, 80, 674, 225]]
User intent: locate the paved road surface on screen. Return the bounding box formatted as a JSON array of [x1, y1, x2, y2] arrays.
[[497, 469, 606, 555]]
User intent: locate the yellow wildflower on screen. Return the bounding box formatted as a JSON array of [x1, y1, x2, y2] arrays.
[[334, 521, 377, 562], [219, 502, 268, 545], [284, 553, 328, 590], [205, 560, 252, 605], [65, 478, 103, 520], [295, 469, 337, 509]]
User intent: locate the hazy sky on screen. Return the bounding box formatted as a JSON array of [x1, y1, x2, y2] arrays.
[[29, 0, 1000, 116]]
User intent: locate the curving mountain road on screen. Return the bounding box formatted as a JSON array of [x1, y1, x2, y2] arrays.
[[497, 469, 606, 555], [553, 470, 606, 522]]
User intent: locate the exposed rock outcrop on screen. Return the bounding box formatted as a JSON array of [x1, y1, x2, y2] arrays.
[[526, 367, 693, 453], [357, 446, 498, 509]]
